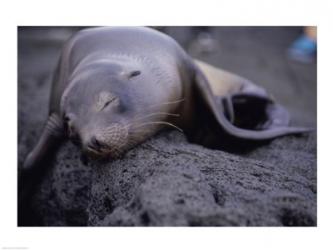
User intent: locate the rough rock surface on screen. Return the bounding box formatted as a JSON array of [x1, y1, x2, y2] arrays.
[[18, 27, 317, 226], [29, 131, 316, 226]]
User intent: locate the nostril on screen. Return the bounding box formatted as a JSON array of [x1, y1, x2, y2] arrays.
[[88, 136, 108, 151], [88, 136, 100, 149], [92, 136, 100, 146]]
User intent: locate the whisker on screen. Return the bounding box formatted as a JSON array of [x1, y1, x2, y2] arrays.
[[124, 112, 181, 130], [132, 112, 180, 122], [131, 121, 183, 133], [123, 99, 184, 130], [145, 98, 185, 109]]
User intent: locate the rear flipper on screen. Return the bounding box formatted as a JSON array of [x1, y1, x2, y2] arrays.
[[222, 93, 291, 131], [18, 113, 64, 225], [192, 61, 312, 144]]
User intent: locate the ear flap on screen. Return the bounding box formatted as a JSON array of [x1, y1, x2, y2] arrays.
[[192, 64, 311, 141]]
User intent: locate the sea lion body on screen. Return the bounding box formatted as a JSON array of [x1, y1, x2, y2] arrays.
[[48, 27, 202, 155], [50, 27, 184, 115], [20, 27, 310, 210]]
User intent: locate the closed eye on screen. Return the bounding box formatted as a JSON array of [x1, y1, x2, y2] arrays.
[[101, 97, 118, 110], [129, 70, 141, 78], [96, 91, 120, 111]]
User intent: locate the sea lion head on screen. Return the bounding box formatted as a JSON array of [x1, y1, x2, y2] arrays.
[[60, 61, 174, 158]]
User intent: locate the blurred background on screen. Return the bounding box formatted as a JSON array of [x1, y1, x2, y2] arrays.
[[18, 26, 317, 143]]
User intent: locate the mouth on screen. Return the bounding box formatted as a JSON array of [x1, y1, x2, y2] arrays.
[[86, 146, 109, 157], [86, 146, 104, 156], [84, 145, 123, 159]]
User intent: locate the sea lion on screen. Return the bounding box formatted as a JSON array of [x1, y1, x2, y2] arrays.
[[19, 26, 309, 208]]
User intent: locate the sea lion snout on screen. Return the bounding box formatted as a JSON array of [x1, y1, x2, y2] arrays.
[[86, 136, 110, 152], [83, 123, 129, 158]]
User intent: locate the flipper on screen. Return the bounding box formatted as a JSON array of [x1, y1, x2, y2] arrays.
[[18, 113, 64, 223], [194, 59, 268, 97], [192, 60, 311, 141]]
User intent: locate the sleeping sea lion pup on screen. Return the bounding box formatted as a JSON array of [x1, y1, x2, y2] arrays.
[[19, 27, 310, 208]]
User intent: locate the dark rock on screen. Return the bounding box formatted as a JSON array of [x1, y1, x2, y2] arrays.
[[27, 130, 316, 226]]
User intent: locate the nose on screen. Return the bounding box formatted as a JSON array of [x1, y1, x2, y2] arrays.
[[87, 136, 109, 152]]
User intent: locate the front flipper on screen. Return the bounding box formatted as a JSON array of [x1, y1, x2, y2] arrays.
[[192, 63, 311, 142], [18, 113, 64, 224], [22, 113, 64, 171]]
